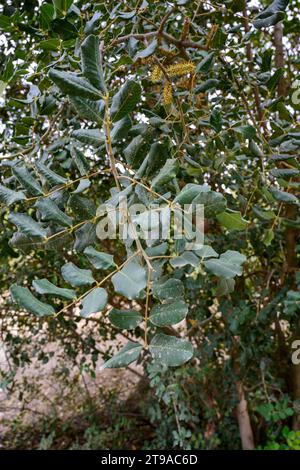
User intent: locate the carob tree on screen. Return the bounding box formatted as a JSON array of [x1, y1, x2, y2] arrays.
[[0, 0, 299, 449]]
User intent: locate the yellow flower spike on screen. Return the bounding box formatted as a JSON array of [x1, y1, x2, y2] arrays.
[[163, 81, 173, 105], [166, 61, 195, 77], [150, 65, 163, 82]]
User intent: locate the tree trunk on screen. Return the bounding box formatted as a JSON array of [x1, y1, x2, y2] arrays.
[[235, 380, 255, 450], [274, 23, 286, 96], [232, 347, 255, 450]]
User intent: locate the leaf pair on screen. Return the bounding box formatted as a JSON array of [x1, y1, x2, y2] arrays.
[[253, 0, 289, 28], [49, 34, 106, 99], [49, 36, 141, 126], [204, 250, 246, 279], [101, 334, 193, 370]]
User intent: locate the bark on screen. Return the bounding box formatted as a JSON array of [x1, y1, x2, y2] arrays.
[[274, 23, 286, 96], [232, 335, 255, 449], [226, 291, 255, 449], [235, 380, 255, 450]]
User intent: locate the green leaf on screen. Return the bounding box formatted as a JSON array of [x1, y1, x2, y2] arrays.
[[49, 69, 103, 100], [234, 125, 256, 140], [35, 162, 67, 186], [72, 128, 105, 146], [146, 242, 168, 257], [84, 11, 102, 34], [2, 58, 14, 83], [39, 38, 61, 51], [270, 168, 299, 178], [204, 250, 246, 279], [74, 222, 96, 252], [111, 116, 132, 143], [52, 20, 77, 41], [10, 284, 55, 317], [284, 291, 300, 316], [9, 232, 33, 252], [123, 135, 145, 166], [149, 333, 193, 367], [50, 19, 77, 40], [150, 299, 188, 327], [196, 52, 214, 73], [70, 97, 104, 124], [61, 262, 95, 287], [39, 4, 55, 30], [134, 39, 157, 60], [193, 190, 227, 217], [253, 0, 289, 29], [249, 140, 264, 158], [111, 260, 147, 299], [80, 287, 108, 317], [194, 245, 218, 258], [81, 34, 106, 93], [174, 184, 210, 205], [152, 278, 184, 300], [0, 80, 6, 97], [32, 279, 76, 300], [216, 278, 235, 296], [270, 154, 297, 161], [220, 250, 247, 265], [151, 159, 179, 190], [210, 108, 222, 132], [269, 187, 299, 204], [0, 185, 26, 206], [108, 308, 143, 330], [216, 210, 249, 231], [68, 194, 96, 220], [100, 341, 142, 369], [84, 246, 115, 270], [267, 68, 284, 92], [8, 213, 47, 238], [12, 166, 43, 196], [74, 179, 91, 194], [0, 15, 13, 33], [263, 228, 275, 246], [71, 147, 90, 176], [170, 251, 200, 268], [111, 80, 141, 122], [146, 141, 170, 177], [53, 0, 73, 16], [35, 198, 72, 227], [253, 206, 276, 221]]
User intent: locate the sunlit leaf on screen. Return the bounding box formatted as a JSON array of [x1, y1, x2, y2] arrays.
[[149, 334, 193, 367], [100, 341, 142, 369], [80, 287, 108, 317], [32, 278, 76, 300], [111, 260, 147, 299], [61, 262, 95, 287]]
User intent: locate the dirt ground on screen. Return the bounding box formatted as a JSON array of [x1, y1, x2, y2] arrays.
[[0, 327, 143, 447]]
